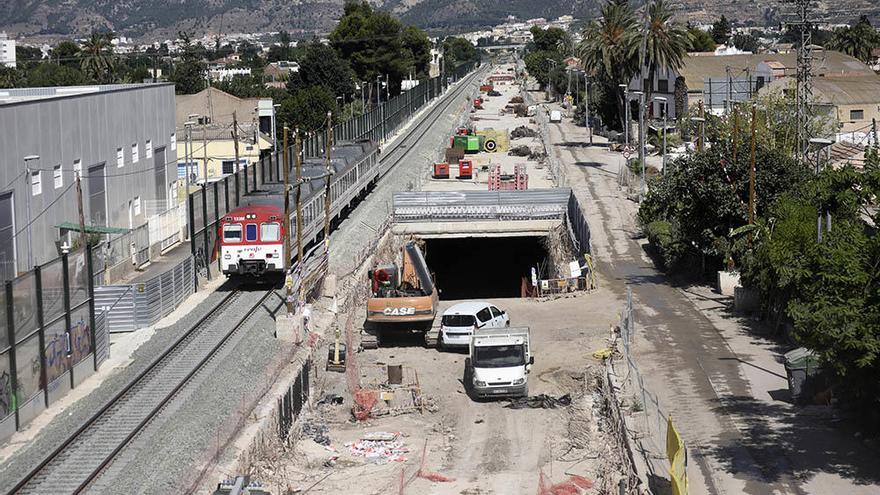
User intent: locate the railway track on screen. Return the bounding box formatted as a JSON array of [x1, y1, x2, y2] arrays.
[[9, 287, 279, 494]]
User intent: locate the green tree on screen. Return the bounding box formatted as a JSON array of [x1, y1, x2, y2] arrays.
[[577, 0, 640, 130], [688, 27, 716, 52], [170, 32, 206, 94], [711, 15, 731, 44], [442, 37, 479, 70], [0, 66, 25, 88], [636, 0, 692, 108], [731, 33, 759, 53], [52, 40, 81, 68], [78, 32, 115, 83], [286, 42, 356, 98], [826, 16, 880, 64], [330, 0, 430, 97], [25, 63, 88, 87], [278, 85, 337, 131]]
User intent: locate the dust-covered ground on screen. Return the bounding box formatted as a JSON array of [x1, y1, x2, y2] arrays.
[[247, 288, 629, 494]]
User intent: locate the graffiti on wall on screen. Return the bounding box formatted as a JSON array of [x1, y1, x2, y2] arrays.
[[0, 368, 14, 418], [44, 317, 91, 387]]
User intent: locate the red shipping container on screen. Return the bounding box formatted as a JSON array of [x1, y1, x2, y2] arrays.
[[458, 159, 473, 179], [433, 162, 450, 179]]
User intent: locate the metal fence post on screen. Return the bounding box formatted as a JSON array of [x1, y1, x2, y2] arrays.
[[224, 177, 230, 214], [234, 168, 240, 207], [61, 252, 73, 390], [188, 192, 198, 292], [33, 265, 48, 407], [201, 184, 212, 281], [213, 182, 219, 223], [5, 281, 19, 430], [243, 162, 250, 194], [86, 245, 97, 372]]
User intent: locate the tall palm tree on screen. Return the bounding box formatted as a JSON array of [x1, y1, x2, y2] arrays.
[[635, 0, 692, 113], [79, 32, 115, 83], [577, 0, 640, 130], [826, 21, 879, 64]]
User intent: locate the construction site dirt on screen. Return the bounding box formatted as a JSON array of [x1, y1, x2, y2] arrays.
[[245, 291, 627, 494]]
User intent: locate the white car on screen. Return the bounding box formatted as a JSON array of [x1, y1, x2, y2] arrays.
[[439, 301, 509, 349], [549, 110, 562, 123]]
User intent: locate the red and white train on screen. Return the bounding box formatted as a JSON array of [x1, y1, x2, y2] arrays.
[[218, 139, 380, 276]]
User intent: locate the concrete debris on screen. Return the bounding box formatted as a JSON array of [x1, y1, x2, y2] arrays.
[[505, 394, 573, 410], [301, 418, 331, 446], [317, 394, 344, 405], [511, 125, 538, 138], [509, 145, 532, 157], [345, 432, 409, 464]]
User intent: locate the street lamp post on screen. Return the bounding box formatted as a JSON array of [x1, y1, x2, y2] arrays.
[[585, 71, 592, 146], [619, 83, 629, 150], [631, 90, 646, 201], [23, 154, 40, 268], [654, 96, 668, 174]]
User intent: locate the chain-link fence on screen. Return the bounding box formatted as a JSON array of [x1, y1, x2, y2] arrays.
[[615, 286, 687, 492], [0, 246, 108, 443]]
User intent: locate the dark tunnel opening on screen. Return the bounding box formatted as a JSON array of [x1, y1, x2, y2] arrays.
[[423, 236, 548, 300]]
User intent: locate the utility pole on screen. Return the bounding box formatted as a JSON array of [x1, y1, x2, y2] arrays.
[[748, 104, 757, 226], [282, 125, 292, 315], [620, 84, 630, 150], [232, 112, 240, 174], [793, 0, 814, 162], [75, 173, 87, 248], [323, 112, 333, 252], [732, 105, 739, 167], [638, 91, 646, 202], [202, 120, 209, 182], [585, 72, 592, 146], [294, 128, 303, 264]]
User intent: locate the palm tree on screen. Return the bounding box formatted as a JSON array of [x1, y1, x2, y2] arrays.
[[79, 32, 115, 83], [826, 18, 880, 64], [634, 0, 692, 113], [577, 0, 640, 130]]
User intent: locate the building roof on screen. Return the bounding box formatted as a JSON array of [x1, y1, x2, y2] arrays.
[[812, 75, 880, 105], [679, 50, 874, 93], [175, 87, 266, 127], [0, 83, 172, 106]]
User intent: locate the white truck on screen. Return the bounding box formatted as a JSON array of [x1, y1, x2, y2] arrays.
[[466, 327, 532, 399]]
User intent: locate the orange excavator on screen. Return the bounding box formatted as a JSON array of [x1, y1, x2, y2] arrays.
[[362, 241, 438, 348]]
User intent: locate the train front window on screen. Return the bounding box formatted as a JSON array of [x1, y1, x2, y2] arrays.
[[245, 223, 258, 241], [261, 222, 280, 242], [223, 224, 242, 242]]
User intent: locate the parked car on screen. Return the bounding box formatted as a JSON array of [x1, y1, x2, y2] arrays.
[[487, 90, 502, 97], [549, 110, 562, 123], [439, 301, 509, 349]]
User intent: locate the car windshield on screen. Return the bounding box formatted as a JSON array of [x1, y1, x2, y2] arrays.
[[473, 345, 525, 368], [443, 314, 476, 327]]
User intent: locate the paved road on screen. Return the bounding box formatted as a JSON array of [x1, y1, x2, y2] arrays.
[[546, 108, 880, 495]]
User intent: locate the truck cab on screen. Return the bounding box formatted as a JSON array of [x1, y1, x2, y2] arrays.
[[467, 327, 532, 399]]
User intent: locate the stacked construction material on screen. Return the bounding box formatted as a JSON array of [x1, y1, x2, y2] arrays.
[[488, 164, 528, 191]]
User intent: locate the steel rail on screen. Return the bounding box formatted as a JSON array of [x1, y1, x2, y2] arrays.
[[9, 286, 276, 494]]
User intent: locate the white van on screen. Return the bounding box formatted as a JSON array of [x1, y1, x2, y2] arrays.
[[549, 110, 562, 123], [439, 301, 509, 349], [467, 327, 532, 398]]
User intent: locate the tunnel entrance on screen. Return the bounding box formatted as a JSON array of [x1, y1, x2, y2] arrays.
[[423, 236, 548, 300]]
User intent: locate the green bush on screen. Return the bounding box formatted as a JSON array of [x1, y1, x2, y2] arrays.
[[643, 220, 680, 270]]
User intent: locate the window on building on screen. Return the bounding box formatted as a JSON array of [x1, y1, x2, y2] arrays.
[[643, 78, 651, 92], [117, 147, 124, 168], [145, 139, 153, 159], [658, 79, 669, 93], [131, 142, 139, 163], [260, 223, 280, 242], [245, 223, 258, 241], [170, 133, 177, 151], [31, 170, 41, 196], [222, 160, 235, 175], [756, 76, 766, 91], [850, 109, 865, 121], [54, 164, 63, 189], [73, 159, 82, 179], [133, 196, 141, 215]]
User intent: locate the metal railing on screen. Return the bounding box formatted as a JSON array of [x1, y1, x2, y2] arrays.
[[93, 255, 195, 334], [392, 189, 571, 222]]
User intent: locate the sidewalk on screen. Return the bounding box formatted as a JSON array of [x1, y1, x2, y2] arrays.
[[545, 107, 880, 495]]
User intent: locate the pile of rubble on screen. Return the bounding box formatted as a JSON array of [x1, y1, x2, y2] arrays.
[[345, 432, 409, 464], [511, 125, 538, 138]]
